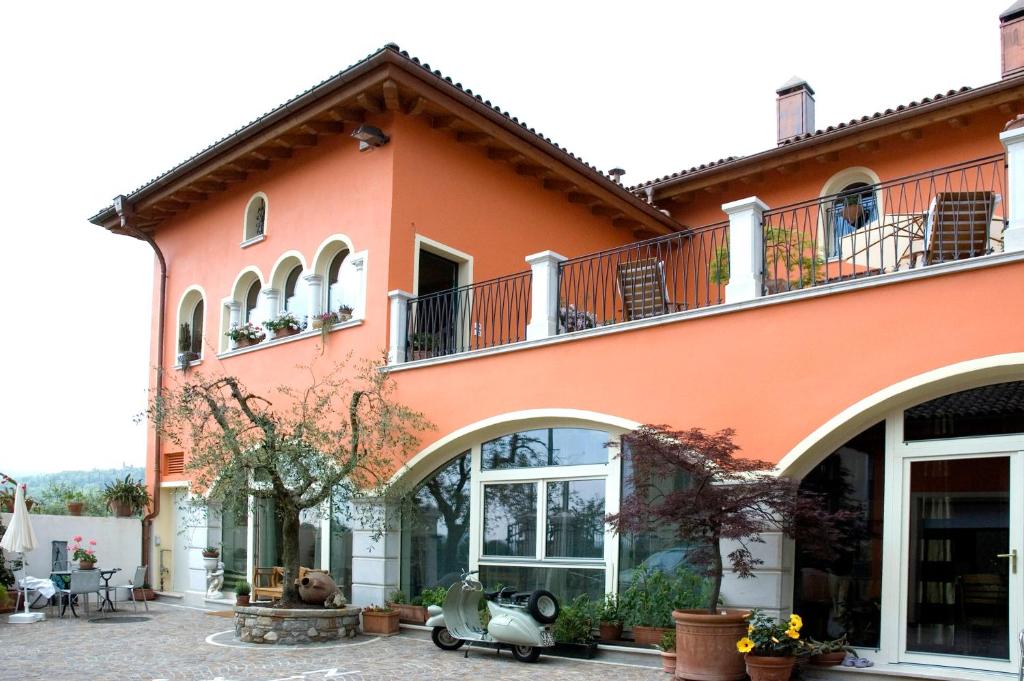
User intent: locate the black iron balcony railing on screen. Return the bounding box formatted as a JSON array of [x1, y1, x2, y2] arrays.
[[405, 270, 532, 361], [760, 155, 1007, 294], [556, 222, 730, 333]]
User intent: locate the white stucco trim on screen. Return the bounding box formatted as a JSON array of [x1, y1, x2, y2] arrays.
[[820, 165, 883, 199], [776, 352, 1024, 478], [412, 234, 473, 295], [268, 250, 308, 292], [311, 233, 357, 275], [389, 408, 640, 488]]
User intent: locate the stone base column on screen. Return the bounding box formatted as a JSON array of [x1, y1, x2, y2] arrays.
[[349, 499, 400, 606]]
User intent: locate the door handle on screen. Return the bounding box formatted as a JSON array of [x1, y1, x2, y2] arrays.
[[996, 549, 1017, 573]]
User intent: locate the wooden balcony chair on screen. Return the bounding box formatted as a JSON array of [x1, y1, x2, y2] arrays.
[[616, 258, 675, 321], [921, 191, 999, 265], [957, 573, 1007, 629]]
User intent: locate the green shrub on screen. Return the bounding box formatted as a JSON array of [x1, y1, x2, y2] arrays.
[[415, 585, 448, 608], [598, 592, 621, 624], [235, 581, 251, 596], [554, 594, 595, 644], [620, 566, 712, 628], [388, 590, 408, 604], [656, 628, 676, 652]]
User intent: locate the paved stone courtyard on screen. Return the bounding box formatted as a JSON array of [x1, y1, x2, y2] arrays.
[[0, 601, 664, 680]]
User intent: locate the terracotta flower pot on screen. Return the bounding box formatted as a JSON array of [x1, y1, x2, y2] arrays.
[[361, 609, 400, 636], [673, 609, 750, 681], [338, 312, 352, 322], [110, 501, 133, 518], [1, 500, 12, 513], [810, 651, 847, 666], [389, 602, 429, 625], [273, 326, 300, 339], [133, 588, 157, 601], [234, 335, 263, 349], [745, 655, 796, 681], [660, 650, 677, 674], [236, 594, 250, 606], [67, 501, 84, 516], [633, 625, 672, 647], [79, 560, 96, 570], [598, 621, 623, 641]]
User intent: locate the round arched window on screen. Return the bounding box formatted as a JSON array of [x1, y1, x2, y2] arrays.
[[829, 182, 878, 257]]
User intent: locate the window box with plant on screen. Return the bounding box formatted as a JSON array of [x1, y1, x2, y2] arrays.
[[361, 604, 400, 636], [337, 304, 354, 322], [804, 635, 857, 667], [102, 475, 151, 518], [737, 610, 804, 681], [552, 594, 598, 659], [597, 593, 623, 641], [234, 580, 251, 607], [409, 332, 437, 361], [387, 590, 429, 625], [225, 322, 265, 348], [263, 311, 303, 340], [608, 426, 855, 681]]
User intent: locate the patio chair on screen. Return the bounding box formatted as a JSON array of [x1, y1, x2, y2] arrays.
[[55, 569, 103, 618], [104, 565, 149, 613], [922, 191, 998, 264], [616, 258, 673, 321]]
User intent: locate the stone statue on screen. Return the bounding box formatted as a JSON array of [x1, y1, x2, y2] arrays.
[[206, 560, 224, 598]]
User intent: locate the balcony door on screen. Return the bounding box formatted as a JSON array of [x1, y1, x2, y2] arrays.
[[897, 447, 1021, 672], [414, 249, 461, 357]]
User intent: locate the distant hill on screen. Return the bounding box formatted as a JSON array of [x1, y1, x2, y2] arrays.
[[13, 466, 145, 493]]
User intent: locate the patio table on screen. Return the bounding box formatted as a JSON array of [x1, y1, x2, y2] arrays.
[[98, 568, 121, 612], [50, 568, 120, 616]]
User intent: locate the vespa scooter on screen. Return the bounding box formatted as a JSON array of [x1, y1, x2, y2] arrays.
[[426, 570, 560, 662]]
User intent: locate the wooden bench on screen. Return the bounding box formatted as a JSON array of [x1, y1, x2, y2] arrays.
[[252, 566, 326, 602]]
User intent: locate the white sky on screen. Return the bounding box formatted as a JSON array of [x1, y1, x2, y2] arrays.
[[0, 0, 1010, 474]]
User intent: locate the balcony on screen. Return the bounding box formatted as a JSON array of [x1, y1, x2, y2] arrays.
[[390, 145, 1023, 367]]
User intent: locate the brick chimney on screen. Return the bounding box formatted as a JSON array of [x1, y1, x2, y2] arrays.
[[1002, 1, 1024, 78], [776, 77, 815, 145]]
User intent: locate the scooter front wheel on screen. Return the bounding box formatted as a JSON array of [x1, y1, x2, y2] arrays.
[[431, 626, 465, 651], [511, 645, 541, 663]]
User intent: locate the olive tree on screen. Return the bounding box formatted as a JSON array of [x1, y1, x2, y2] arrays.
[[148, 357, 431, 605]]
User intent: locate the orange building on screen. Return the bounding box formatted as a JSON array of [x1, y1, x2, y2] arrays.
[[90, 7, 1024, 677]]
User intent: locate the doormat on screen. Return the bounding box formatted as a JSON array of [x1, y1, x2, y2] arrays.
[[205, 610, 236, 618]]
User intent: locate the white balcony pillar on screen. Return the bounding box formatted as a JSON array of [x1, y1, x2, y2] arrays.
[[226, 300, 241, 350], [261, 288, 281, 322], [722, 196, 769, 304], [525, 250, 566, 340], [349, 256, 366, 319], [1000, 121, 1024, 252], [304, 274, 324, 323], [388, 290, 413, 365]]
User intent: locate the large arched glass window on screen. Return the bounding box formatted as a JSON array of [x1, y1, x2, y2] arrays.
[[326, 248, 350, 314], [245, 280, 261, 325]]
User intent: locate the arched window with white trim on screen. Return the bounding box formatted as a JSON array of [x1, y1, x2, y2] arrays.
[[311, 235, 365, 321], [821, 167, 882, 260], [222, 268, 265, 351], [243, 193, 268, 243], [269, 253, 308, 325], [176, 288, 206, 363]]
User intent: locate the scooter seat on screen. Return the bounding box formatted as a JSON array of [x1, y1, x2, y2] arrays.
[[484, 586, 519, 602]]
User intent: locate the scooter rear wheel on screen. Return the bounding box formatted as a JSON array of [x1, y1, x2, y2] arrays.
[[511, 645, 541, 663], [431, 626, 465, 651]]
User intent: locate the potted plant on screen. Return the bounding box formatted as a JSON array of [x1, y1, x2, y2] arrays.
[[263, 311, 302, 339], [0, 584, 11, 614], [102, 475, 151, 517], [310, 311, 339, 330], [361, 604, 400, 636], [804, 635, 857, 666], [177, 322, 200, 367], [225, 322, 265, 349], [553, 594, 598, 659], [338, 304, 354, 322], [0, 485, 14, 513], [387, 589, 428, 625], [409, 332, 436, 361], [66, 494, 85, 516], [70, 536, 97, 569], [608, 426, 856, 681], [597, 593, 623, 641], [655, 629, 677, 674], [736, 610, 803, 681], [133, 581, 158, 601], [620, 566, 710, 646], [202, 545, 220, 570], [235, 580, 251, 607], [417, 585, 447, 609]]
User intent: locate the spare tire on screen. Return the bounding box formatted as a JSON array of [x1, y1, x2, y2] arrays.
[[526, 589, 559, 624]]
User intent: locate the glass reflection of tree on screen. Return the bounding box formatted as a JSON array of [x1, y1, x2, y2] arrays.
[[547, 481, 604, 558], [419, 454, 471, 574], [484, 483, 537, 556], [485, 431, 548, 468]]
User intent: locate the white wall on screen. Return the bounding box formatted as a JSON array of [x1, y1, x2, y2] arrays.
[[1, 513, 142, 586]]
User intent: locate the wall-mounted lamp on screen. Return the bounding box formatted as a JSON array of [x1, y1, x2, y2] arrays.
[[351, 124, 390, 152]]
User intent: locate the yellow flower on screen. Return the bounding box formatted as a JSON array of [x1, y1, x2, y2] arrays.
[[748, 625, 754, 634], [789, 614, 803, 631], [736, 637, 755, 654], [785, 628, 800, 639]]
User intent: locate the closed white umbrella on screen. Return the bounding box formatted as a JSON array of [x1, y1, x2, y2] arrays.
[[1, 484, 43, 623]]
